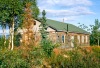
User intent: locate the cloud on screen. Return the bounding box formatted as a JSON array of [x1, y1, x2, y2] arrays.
[[50, 16, 77, 22], [46, 6, 94, 17], [38, 0, 92, 8], [37, 0, 94, 22], [53, 0, 92, 6]]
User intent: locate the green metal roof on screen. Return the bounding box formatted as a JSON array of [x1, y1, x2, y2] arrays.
[[46, 19, 90, 34]]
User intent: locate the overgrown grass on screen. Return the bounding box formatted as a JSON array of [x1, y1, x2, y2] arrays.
[[45, 46, 100, 68], [0, 50, 30, 68], [0, 41, 100, 68]]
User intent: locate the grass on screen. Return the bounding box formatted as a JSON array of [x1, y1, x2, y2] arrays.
[[0, 43, 100, 68]]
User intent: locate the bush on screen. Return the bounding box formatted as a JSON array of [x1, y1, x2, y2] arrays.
[[14, 33, 21, 46], [48, 47, 100, 68], [0, 50, 30, 68], [92, 46, 100, 60], [0, 37, 9, 49], [28, 47, 44, 67], [41, 39, 54, 57], [0, 42, 100, 68]]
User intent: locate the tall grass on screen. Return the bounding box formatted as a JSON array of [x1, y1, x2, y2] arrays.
[[0, 41, 100, 68]]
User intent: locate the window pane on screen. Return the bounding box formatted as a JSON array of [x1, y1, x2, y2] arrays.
[[62, 35, 64, 43]]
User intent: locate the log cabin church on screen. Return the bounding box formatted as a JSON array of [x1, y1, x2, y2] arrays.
[[19, 19, 90, 47], [33, 19, 90, 47]]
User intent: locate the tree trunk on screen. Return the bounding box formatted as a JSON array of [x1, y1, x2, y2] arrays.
[[11, 18, 14, 50], [4, 27, 6, 47], [98, 38, 99, 46], [8, 27, 11, 49]]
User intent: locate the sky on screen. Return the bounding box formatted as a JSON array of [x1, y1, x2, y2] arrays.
[[37, 0, 100, 26], [0, 0, 100, 34]]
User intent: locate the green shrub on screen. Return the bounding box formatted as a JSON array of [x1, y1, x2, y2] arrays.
[[0, 50, 30, 68], [14, 33, 21, 46], [48, 47, 100, 68], [49, 54, 65, 68], [0, 37, 9, 49], [0, 43, 100, 68], [28, 47, 44, 67], [92, 46, 100, 60], [41, 39, 54, 57]]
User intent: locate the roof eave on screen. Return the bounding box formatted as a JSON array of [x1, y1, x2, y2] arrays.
[[56, 30, 90, 35]]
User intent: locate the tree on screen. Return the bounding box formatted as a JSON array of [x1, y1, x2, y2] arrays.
[[39, 10, 55, 57], [31, 0, 39, 19], [22, 0, 39, 19], [40, 10, 48, 40], [0, 0, 23, 50], [78, 19, 100, 46], [0, 0, 39, 50], [78, 23, 90, 32], [21, 2, 35, 46], [0, 22, 6, 46], [91, 19, 100, 46], [0, 0, 10, 46]]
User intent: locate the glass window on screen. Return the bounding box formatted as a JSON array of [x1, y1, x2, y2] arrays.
[[62, 35, 65, 43], [34, 21, 36, 25]]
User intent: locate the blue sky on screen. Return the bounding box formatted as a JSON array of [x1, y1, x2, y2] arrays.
[[0, 0, 100, 34], [37, 0, 100, 26]]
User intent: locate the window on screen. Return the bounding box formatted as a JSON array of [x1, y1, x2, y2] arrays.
[[34, 21, 36, 25], [71, 36, 74, 47], [86, 35, 88, 43], [77, 35, 80, 43], [62, 35, 65, 43], [82, 36, 84, 43]]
